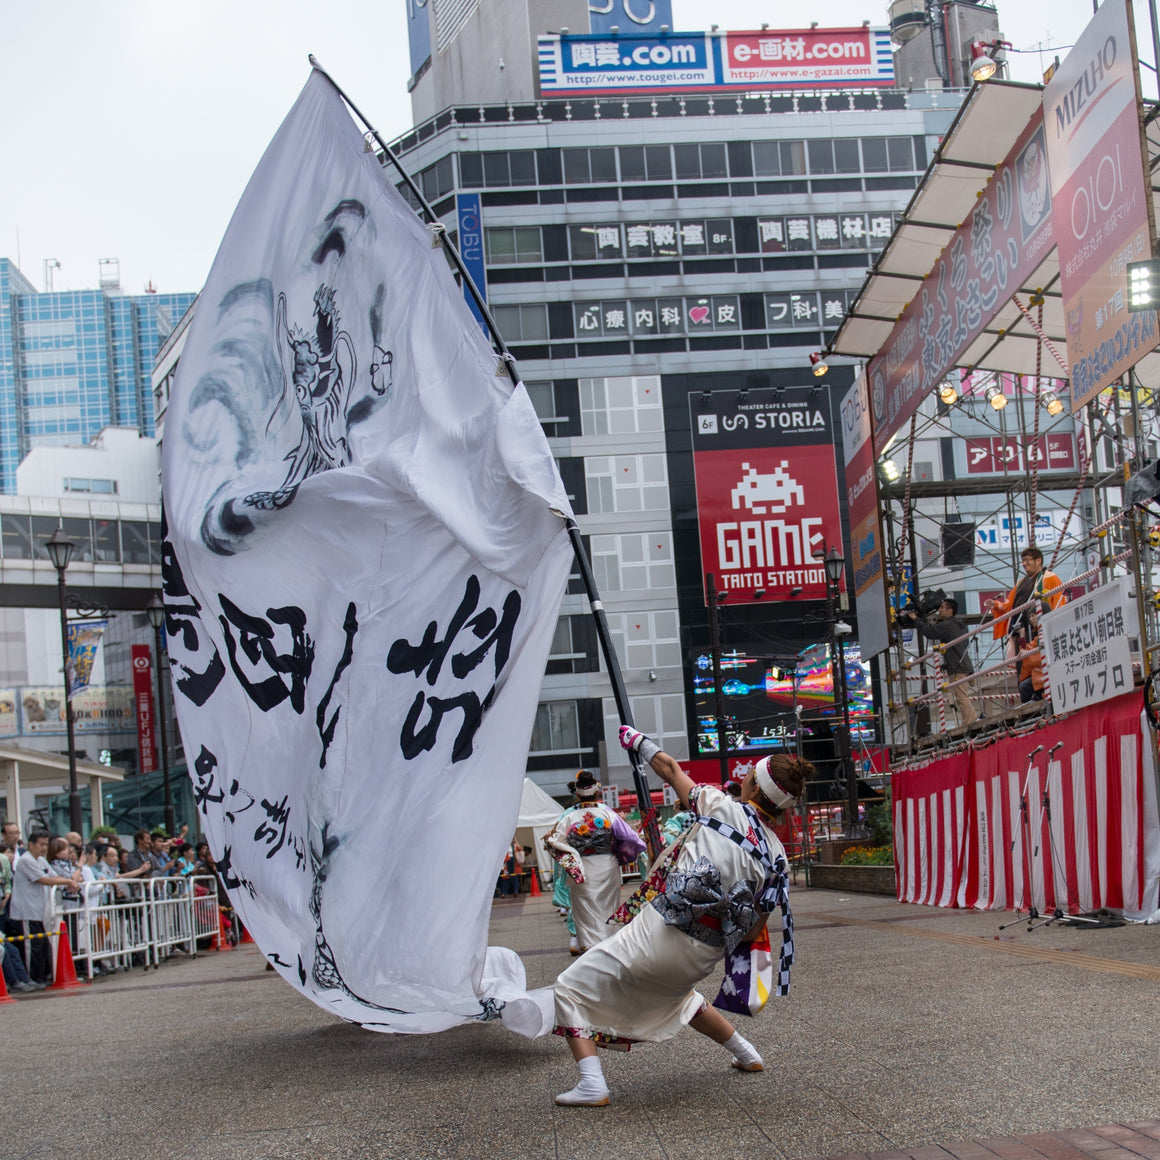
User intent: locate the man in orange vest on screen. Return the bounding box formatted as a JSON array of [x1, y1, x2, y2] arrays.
[[986, 546, 1065, 703]]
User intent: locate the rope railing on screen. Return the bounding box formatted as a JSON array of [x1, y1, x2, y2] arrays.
[[895, 548, 1135, 712]]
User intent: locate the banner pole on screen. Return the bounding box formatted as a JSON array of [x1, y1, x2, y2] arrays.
[[307, 56, 663, 857]]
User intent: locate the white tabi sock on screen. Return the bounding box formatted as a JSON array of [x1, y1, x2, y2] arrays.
[[723, 1031, 764, 1072], [555, 1054, 611, 1106]]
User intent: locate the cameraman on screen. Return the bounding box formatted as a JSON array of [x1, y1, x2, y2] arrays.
[[898, 597, 978, 727]]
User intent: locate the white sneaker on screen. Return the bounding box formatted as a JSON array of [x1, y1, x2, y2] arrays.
[[555, 1082, 610, 1107]]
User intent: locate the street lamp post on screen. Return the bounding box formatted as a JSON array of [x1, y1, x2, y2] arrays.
[[44, 528, 82, 835], [144, 593, 175, 838], [820, 546, 863, 838]]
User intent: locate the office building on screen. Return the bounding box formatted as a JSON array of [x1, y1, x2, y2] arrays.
[[392, 1, 972, 794], [0, 257, 194, 494]]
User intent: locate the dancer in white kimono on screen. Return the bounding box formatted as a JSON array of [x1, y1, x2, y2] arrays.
[[545, 771, 645, 954], [552, 729, 812, 1106]]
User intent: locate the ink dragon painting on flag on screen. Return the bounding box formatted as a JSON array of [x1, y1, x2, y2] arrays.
[[161, 68, 575, 1036]]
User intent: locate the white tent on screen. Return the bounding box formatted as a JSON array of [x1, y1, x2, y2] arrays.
[[515, 777, 566, 881]]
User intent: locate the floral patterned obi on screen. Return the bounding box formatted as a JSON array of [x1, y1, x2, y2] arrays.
[[565, 809, 615, 856]]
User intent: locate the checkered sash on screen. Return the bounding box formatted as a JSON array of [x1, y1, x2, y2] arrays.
[[699, 804, 794, 1000]]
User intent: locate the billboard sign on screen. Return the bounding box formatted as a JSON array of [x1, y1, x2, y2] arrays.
[[720, 27, 893, 87], [840, 371, 890, 658], [690, 387, 843, 605], [538, 26, 892, 94], [963, 433, 1077, 475], [589, 0, 673, 36], [455, 193, 488, 335], [20, 686, 134, 735], [539, 32, 715, 93], [132, 644, 157, 774], [869, 111, 1056, 456], [0, 690, 16, 739], [406, 0, 432, 80], [1044, 0, 1158, 408], [1041, 577, 1134, 713]]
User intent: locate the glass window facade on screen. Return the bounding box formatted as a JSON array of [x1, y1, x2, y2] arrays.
[[0, 259, 194, 493]]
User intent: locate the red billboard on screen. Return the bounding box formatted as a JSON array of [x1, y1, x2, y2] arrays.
[[132, 644, 157, 774], [964, 433, 1077, 474], [691, 388, 843, 605], [720, 27, 894, 88]]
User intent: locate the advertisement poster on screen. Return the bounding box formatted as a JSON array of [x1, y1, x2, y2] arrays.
[[0, 690, 17, 739], [1044, 0, 1157, 408], [720, 27, 893, 88], [66, 620, 106, 697], [538, 26, 892, 94], [839, 372, 889, 659], [538, 31, 715, 93], [132, 644, 157, 774], [20, 686, 135, 735], [455, 193, 488, 335], [869, 112, 1055, 456], [690, 387, 843, 605]]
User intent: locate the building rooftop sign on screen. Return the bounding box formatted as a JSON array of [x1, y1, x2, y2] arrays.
[[537, 26, 894, 96]]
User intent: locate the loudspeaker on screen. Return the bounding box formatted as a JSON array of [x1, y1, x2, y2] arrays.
[[942, 520, 976, 567]]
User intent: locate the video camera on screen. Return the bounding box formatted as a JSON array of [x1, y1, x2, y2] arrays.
[[898, 588, 947, 623]]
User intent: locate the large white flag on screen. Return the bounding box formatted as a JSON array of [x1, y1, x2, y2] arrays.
[[161, 70, 574, 1034]]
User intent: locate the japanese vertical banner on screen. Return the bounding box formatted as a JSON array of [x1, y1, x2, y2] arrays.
[[131, 644, 157, 775], [869, 110, 1055, 455], [839, 372, 889, 659], [689, 387, 843, 605], [160, 71, 574, 1034], [1044, 0, 1158, 408]]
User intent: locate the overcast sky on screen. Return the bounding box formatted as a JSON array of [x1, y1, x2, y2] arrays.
[[0, 0, 1138, 298]]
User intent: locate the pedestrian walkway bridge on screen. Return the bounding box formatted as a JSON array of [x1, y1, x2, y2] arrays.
[[0, 495, 161, 610]]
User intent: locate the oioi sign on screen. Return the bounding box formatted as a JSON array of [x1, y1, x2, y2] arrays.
[[1044, 0, 1159, 408]]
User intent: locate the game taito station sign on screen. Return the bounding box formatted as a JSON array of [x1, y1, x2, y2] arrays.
[[690, 387, 844, 605], [537, 26, 893, 94]]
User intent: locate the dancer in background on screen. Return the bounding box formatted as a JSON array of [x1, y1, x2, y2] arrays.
[[552, 731, 811, 1107], [545, 771, 644, 955]]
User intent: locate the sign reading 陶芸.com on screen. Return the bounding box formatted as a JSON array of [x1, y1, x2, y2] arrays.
[[537, 26, 892, 94], [690, 387, 843, 606]]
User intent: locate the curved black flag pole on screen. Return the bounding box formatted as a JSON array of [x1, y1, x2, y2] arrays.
[[307, 56, 664, 857]]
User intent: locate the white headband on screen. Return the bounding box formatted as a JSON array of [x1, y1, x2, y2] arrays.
[[754, 757, 797, 810]]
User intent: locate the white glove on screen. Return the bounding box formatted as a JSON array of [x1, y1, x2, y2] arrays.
[[618, 725, 660, 764]]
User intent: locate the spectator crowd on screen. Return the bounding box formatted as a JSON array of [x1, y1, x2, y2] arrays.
[[0, 819, 222, 991]]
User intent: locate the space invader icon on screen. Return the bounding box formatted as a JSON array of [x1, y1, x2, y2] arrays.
[[730, 460, 804, 514]]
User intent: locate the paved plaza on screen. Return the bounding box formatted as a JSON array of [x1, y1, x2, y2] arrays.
[[14, 883, 1160, 1160]]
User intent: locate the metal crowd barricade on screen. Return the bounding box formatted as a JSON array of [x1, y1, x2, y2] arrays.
[[52, 874, 222, 981]]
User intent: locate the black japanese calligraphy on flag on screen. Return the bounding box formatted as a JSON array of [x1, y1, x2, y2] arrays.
[[161, 71, 573, 1034]]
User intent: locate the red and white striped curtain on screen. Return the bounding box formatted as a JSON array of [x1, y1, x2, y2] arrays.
[[893, 691, 1160, 919]]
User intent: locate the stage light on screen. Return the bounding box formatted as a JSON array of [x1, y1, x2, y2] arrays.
[[970, 41, 998, 81], [984, 382, 1007, 411], [810, 351, 828, 377], [1127, 259, 1160, 311], [937, 380, 959, 406], [878, 457, 901, 483], [1040, 388, 1065, 417]]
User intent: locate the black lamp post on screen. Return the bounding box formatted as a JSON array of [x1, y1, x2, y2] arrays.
[[44, 528, 83, 834], [144, 593, 175, 838], [820, 545, 863, 838]]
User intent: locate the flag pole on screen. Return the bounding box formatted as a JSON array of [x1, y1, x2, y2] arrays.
[[307, 57, 664, 857]]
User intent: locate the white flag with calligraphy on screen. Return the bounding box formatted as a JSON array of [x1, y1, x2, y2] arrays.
[[161, 70, 573, 1034]]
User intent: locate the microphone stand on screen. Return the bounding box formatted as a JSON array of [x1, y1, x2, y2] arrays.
[[1028, 748, 1101, 929], [999, 747, 1042, 930]]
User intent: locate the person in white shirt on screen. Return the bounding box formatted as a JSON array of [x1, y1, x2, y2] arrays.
[[9, 832, 81, 984]]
